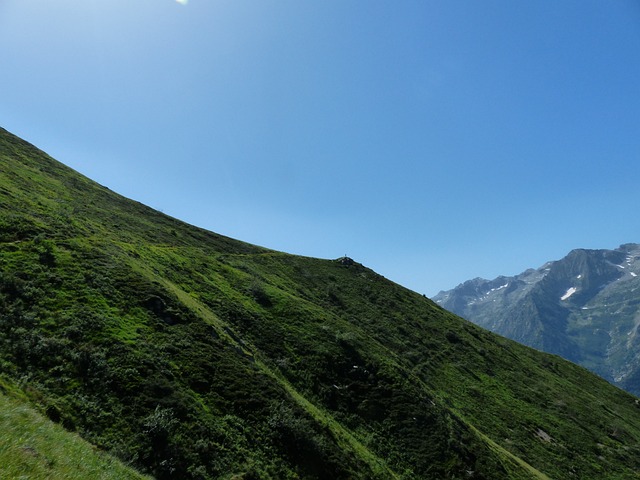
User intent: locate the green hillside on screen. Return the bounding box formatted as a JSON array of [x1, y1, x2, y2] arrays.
[[2, 125, 640, 479], [0, 375, 150, 480]]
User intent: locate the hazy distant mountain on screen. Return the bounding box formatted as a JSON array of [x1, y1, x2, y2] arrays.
[[433, 244, 640, 395]]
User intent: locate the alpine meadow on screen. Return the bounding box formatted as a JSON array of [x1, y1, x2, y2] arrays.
[[2, 126, 640, 479]]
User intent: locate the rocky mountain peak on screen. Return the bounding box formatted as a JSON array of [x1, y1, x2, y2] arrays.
[[433, 243, 640, 394]]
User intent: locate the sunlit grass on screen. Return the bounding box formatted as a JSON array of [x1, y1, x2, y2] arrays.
[[0, 385, 149, 480]]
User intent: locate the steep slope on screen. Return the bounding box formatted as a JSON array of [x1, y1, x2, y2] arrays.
[[3, 126, 640, 479], [434, 245, 640, 395]]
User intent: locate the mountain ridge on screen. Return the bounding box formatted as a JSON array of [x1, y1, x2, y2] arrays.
[[434, 243, 640, 394], [3, 126, 640, 478]]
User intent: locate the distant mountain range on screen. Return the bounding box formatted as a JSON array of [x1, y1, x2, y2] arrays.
[[434, 244, 640, 395]]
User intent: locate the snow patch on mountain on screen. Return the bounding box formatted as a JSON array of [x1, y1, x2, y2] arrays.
[[489, 283, 508, 293], [561, 287, 578, 301]]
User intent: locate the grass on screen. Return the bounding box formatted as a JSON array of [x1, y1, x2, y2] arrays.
[[0, 378, 150, 480]]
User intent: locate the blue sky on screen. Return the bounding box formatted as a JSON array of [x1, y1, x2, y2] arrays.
[[1, 1, 639, 296]]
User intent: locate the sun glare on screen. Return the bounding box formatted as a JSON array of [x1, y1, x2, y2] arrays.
[[176, 0, 188, 5]]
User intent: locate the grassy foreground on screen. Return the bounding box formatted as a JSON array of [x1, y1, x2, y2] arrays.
[[0, 377, 150, 480]]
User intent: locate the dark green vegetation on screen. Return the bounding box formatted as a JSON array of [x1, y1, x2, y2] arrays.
[[434, 245, 640, 396], [2, 126, 640, 479]]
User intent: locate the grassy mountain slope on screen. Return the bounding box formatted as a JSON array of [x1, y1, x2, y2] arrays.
[[0, 375, 150, 480], [2, 126, 640, 479]]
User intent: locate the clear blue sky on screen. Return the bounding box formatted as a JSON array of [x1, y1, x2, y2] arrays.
[[2, 1, 639, 296]]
